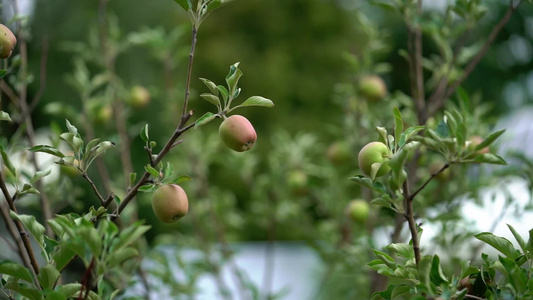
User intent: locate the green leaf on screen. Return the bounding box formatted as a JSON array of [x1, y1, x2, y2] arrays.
[[45, 290, 67, 300], [471, 153, 507, 165], [206, 0, 222, 12], [144, 165, 160, 179], [418, 256, 437, 296], [0, 111, 12, 122], [199, 78, 219, 95], [499, 255, 527, 294], [0, 146, 17, 175], [373, 250, 396, 269], [225, 62, 243, 95], [399, 126, 425, 147], [173, 0, 191, 11], [430, 255, 448, 285], [129, 173, 137, 188], [475, 129, 505, 152], [385, 243, 414, 259], [31, 169, 52, 184], [77, 227, 102, 257], [110, 222, 150, 253], [0, 260, 34, 283], [350, 175, 386, 194], [507, 224, 527, 256], [4, 279, 41, 299], [217, 85, 229, 104], [52, 245, 76, 271], [29, 145, 65, 158], [38, 264, 60, 290], [376, 127, 388, 145], [138, 183, 156, 192], [172, 175, 192, 184], [370, 197, 393, 210], [393, 107, 403, 149], [65, 120, 78, 135], [140, 124, 149, 143], [238, 96, 274, 108], [106, 247, 139, 268], [194, 112, 218, 128], [444, 112, 457, 136], [20, 183, 40, 195], [10, 211, 45, 247], [475, 232, 519, 259], [200, 93, 221, 107]]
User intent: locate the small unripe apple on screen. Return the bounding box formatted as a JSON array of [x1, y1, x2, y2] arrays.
[[359, 75, 387, 101], [346, 199, 370, 224], [358, 142, 391, 177], [128, 85, 150, 109], [428, 163, 450, 181], [219, 115, 257, 152], [0, 24, 16, 59], [467, 135, 489, 154], [94, 105, 113, 125], [287, 169, 308, 196], [151, 184, 189, 223], [326, 141, 350, 165]]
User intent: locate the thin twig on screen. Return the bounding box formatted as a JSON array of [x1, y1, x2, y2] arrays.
[[82, 173, 107, 205], [428, 0, 520, 117], [0, 198, 33, 272], [0, 172, 41, 278], [410, 163, 450, 200]]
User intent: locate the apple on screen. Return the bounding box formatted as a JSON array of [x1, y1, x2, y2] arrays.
[[467, 135, 489, 154], [359, 75, 387, 101], [219, 115, 257, 152], [428, 163, 450, 181], [0, 24, 16, 59], [346, 199, 370, 224], [287, 169, 308, 196], [151, 184, 189, 223], [94, 105, 113, 125], [128, 85, 150, 109], [358, 142, 391, 177], [326, 141, 350, 165]]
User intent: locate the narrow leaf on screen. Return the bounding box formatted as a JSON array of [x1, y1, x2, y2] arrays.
[[200, 93, 221, 107], [194, 112, 217, 128], [28, 145, 65, 158], [0, 261, 33, 283], [0, 111, 11, 122], [239, 96, 274, 108]]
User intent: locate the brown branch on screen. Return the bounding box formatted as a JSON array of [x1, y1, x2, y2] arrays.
[[410, 163, 450, 200], [112, 23, 199, 216], [0, 80, 19, 108], [0, 172, 41, 278], [428, 0, 520, 117], [82, 173, 107, 206], [0, 197, 33, 275], [413, 0, 425, 124], [403, 180, 421, 265]]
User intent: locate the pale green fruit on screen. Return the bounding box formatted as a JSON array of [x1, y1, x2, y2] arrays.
[[0, 24, 16, 59], [128, 85, 150, 109], [358, 142, 391, 177], [219, 115, 257, 152], [346, 199, 370, 224], [287, 169, 308, 196], [151, 184, 189, 223], [359, 75, 387, 101], [326, 141, 350, 165]]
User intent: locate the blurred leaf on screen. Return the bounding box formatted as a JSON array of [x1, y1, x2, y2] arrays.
[[0, 69, 7, 79], [171, 175, 192, 184], [38, 264, 60, 290], [217, 85, 229, 104], [475, 129, 505, 152], [376, 127, 388, 145], [65, 119, 78, 135], [144, 165, 160, 179], [31, 169, 52, 184], [0, 146, 17, 175], [507, 224, 527, 256], [373, 250, 396, 269], [28, 145, 65, 158], [110, 221, 150, 253], [0, 111, 11, 122], [140, 124, 149, 143], [225, 62, 242, 95], [3, 279, 41, 299], [475, 232, 519, 259], [393, 107, 403, 149], [0, 261, 33, 283], [52, 245, 76, 271], [174, 0, 191, 11], [430, 255, 448, 285], [471, 153, 506, 165], [10, 211, 45, 247], [399, 126, 425, 147], [385, 243, 414, 259], [207, 0, 222, 12], [106, 247, 138, 268], [138, 183, 156, 192]]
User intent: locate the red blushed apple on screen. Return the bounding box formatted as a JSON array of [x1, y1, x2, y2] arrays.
[[219, 115, 257, 152], [151, 184, 189, 223], [0, 24, 16, 59], [358, 141, 391, 177]]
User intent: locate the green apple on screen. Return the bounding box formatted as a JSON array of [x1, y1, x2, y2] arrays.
[[346, 199, 370, 224], [358, 141, 391, 177], [219, 115, 257, 152], [287, 169, 308, 196], [326, 141, 350, 165], [359, 75, 387, 101], [0, 24, 16, 59], [151, 184, 189, 223], [128, 85, 150, 109], [94, 105, 113, 125]]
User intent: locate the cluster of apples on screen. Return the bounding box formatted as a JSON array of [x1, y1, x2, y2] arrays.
[[151, 114, 257, 223]]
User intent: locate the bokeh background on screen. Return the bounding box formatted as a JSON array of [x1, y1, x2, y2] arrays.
[[1, 0, 533, 299]]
